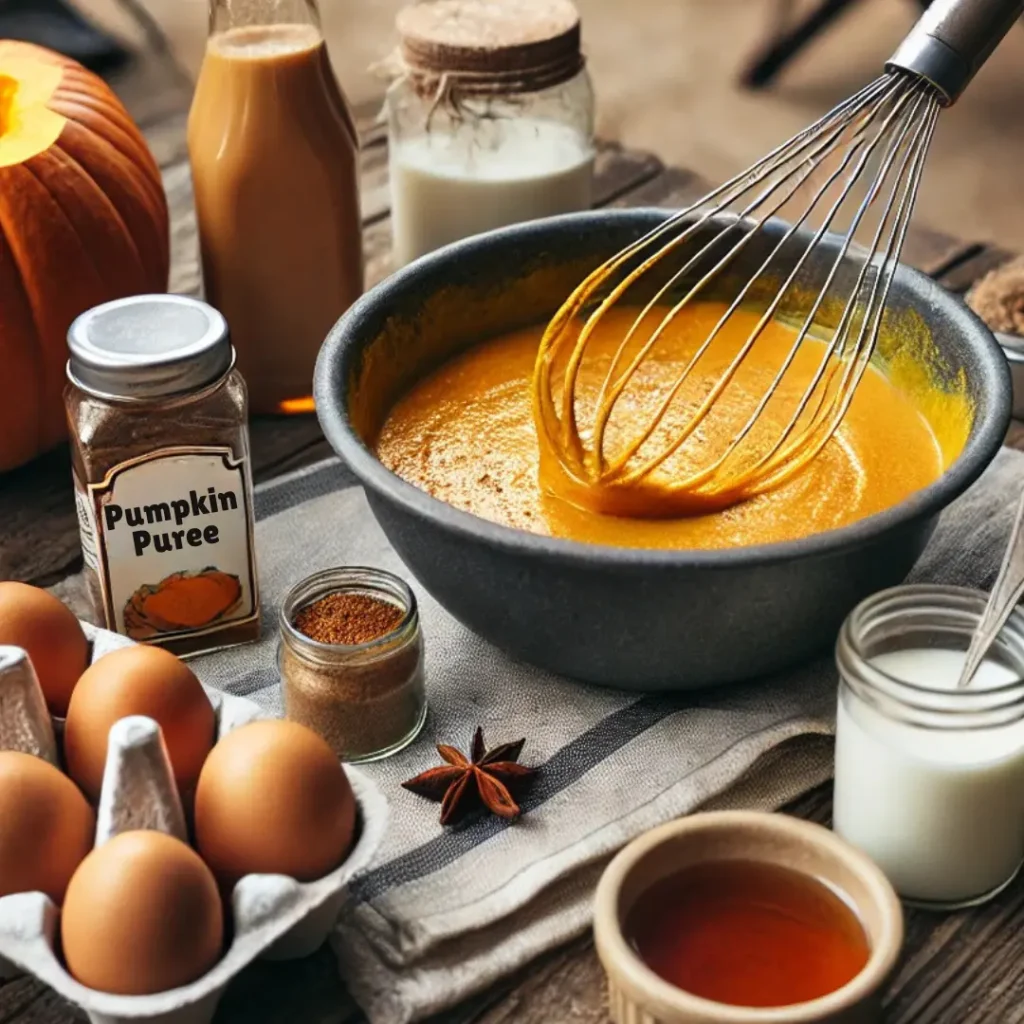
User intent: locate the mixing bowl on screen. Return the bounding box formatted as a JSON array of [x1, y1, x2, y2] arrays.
[[314, 210, 1010, 690]]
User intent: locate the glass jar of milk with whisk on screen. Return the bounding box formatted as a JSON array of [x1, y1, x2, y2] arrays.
[[833, 584, 1024, 910], [383, 0, 595, 267]]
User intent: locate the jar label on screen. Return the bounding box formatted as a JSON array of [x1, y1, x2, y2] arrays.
[[73, 475, 100, 575], [81, 446, 259, 642]]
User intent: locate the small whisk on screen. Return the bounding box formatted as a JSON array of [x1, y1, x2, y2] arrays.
[[533, 0, 1023, 518]]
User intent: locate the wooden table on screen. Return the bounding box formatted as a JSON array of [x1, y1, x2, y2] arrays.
[[4, 26, 1024, 1024]]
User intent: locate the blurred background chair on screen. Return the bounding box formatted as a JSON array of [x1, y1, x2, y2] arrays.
[[742, 0, 931, 88], [0, 0, 129, 72]]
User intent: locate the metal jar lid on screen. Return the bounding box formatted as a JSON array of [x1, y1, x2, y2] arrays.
[[67, 294, 232, 401]]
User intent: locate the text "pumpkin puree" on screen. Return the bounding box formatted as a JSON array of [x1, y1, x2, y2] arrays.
[[376, 304, 970, 550]]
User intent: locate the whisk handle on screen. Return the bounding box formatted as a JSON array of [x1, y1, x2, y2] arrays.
[[888, 0, 1023, 103]]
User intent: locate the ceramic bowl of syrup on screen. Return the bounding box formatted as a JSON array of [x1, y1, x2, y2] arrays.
[[594, 810, 903, 1024]]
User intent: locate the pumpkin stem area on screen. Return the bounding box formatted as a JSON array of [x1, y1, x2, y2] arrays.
[[0, 76, 16, 137], [0, 62, 66, 168]]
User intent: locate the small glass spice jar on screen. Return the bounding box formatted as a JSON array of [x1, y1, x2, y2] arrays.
[[278, 567, 427, 762], [833, 584, 1024, 910], [384, 0, 595, 266], [65, 294, 260, 655]]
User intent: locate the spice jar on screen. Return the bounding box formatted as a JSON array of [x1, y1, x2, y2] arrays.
[[65, 294, 260, 655], [833, 583, 1024, 910], [384, 0, 595, 266], [279, 567, 426, 762]]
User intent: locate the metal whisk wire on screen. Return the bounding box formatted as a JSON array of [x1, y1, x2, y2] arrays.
[[534, 73, 941, 514], [533, 0, 1022, 518]]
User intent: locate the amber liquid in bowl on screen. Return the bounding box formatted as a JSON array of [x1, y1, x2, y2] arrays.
[[624, 860, 871, 1008]]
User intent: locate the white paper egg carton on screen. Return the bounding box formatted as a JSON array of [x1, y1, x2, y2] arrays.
[[0, 623, 389, 1024]]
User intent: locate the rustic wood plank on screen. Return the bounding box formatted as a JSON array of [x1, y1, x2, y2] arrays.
[[0, 976, 81, 1023], [1006, 421, 1024, 452], [900, 226, 976, 279], [214, 946, 356, 1024], [609, 165, 708, 211], [607, 169, 980, 281], [0, 949, 357, 1024], [935, 245, 1017, 296], [0, 449, 81, 588], [458, 937, 608, 1024]]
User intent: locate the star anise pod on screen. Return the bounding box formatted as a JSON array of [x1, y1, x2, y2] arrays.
[[401, 726, 536, 825]]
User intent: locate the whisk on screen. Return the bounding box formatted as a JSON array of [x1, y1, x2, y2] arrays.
[[533, 0, 1023, 518]]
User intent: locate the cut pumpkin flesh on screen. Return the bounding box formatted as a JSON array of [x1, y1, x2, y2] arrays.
[[0, 61, 65, 169]]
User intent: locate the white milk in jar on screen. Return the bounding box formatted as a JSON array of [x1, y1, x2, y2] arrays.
[[833, 585, 1024, 909], [385, 0, 595, 266], [390, 118, 594, 266]]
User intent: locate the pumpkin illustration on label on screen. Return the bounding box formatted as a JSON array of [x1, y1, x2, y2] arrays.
[[124, 569, 244, 639], [75, 447, 259, 650]]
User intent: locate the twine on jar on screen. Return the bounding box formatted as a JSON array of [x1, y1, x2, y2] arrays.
[[372, 45, 585, 129]]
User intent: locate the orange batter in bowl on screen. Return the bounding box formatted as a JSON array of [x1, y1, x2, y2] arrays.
[[375, 303, 969, 550]]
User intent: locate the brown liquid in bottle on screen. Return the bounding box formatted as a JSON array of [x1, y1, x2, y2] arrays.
[[187, 23, 363, 415]]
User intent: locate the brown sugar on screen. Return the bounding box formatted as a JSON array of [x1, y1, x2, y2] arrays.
[[293, 592, 404, 646], [967, 255, 1024, 336]]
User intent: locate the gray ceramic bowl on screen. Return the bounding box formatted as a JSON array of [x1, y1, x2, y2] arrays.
[[314, 210, 1010, 690]]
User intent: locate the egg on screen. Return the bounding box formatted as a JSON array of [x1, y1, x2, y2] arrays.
[[0, 582, 88, 716], [0, 751, 94, 902], [195, 720, 356, 885], [64, 645, 215, 802], [61, 830, 223, 995]]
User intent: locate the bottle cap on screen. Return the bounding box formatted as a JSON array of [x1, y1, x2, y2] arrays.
[[68, 294, 233, 401]]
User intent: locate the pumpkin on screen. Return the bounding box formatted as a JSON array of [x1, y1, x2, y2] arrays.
[[0, 41, 169, 472]]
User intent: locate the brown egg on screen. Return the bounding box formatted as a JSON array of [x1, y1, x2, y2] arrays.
[[64, 645, 215, 802], [0, 751, 94, 902], [0, 582, 88, 716], [61, 830, 223, 995], [195, 720, 356, 885]]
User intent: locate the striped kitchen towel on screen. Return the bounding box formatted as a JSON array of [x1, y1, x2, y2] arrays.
[[88, 446, 1023, 1024]]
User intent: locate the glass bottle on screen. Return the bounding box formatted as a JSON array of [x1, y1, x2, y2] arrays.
[[833, 583, 1024, 910], [385, 0, 596, 266], [187, 0, 363, 416]]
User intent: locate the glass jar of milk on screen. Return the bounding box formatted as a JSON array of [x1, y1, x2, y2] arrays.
[[384, 0, 595, 267], [833, 584, 1024, 910]]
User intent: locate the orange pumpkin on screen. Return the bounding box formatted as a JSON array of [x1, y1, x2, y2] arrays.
[[0, 41, 169, 472]]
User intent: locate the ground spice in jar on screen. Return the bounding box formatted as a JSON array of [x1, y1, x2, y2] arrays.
[[294, 593, 404, 646], [279, 569, 427, 763]]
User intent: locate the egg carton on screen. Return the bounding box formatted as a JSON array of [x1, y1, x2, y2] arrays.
[[0, 624, 389, 1024]]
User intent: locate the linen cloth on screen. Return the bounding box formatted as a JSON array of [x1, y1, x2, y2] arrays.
[[177, 446, 1024, 1024]]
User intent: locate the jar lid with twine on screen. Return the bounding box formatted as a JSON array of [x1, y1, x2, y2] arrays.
[[385, 0, 585, 100]]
